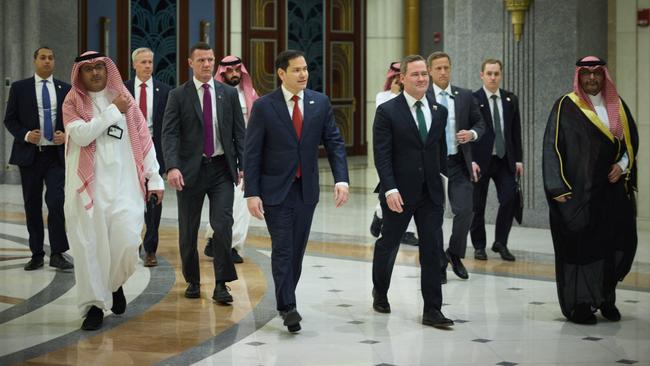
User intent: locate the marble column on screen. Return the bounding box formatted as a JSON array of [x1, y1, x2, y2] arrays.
[[365, 0, 404, 187], [444, 0, 608, 228], [1, 0, 78, 184]]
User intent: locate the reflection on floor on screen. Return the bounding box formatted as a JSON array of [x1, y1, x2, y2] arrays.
[[1, 158, 649, 365]]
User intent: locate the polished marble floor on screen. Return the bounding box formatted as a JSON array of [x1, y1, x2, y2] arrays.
[[1, 158, 649, 365]]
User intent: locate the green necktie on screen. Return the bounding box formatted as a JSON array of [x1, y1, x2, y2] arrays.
[[415, 100, 427, 142], [491, 95, 505, 158]]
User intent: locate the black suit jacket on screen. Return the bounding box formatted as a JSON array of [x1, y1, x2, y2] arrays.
[[162, 80, 245, 187], [373, 93, 448, 206], [125, 78, 171, 173], [472, 88, 523, 173], [426, 84, 485, 175], [4, 76, 71, 166], [244, 87, 349, 205]]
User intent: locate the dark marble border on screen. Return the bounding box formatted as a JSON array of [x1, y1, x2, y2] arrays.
[[157, 248, 277, 365]]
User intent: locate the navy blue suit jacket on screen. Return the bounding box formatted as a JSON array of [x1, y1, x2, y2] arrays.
[[471, 88, 523, 174], [4, 76, 71, 166], [125, 78, 171, 173], [373, 93, 448, 207], [244, 87, 349, 206]]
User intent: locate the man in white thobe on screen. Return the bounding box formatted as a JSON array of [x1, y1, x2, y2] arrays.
[[63, 51, 164, 330]]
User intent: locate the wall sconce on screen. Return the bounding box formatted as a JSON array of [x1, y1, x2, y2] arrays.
[[505, 0, 531, 42], [100, 17, 111, 55], [200, 20, 211, 45]]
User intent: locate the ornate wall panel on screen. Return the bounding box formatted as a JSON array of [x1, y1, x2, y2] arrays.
[[331, 0, 353, 33], [287, 0, 323, 92], [249, 39, 278, 95], [130, 0, 177, 85]]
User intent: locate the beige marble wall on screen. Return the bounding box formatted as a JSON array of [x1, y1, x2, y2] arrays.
[[614, 0, 650, 229], [365, 0, 404, 185]]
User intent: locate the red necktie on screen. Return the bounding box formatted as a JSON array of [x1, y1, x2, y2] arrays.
[[139, 83, 147, 120], [291, 95, 302, 178]]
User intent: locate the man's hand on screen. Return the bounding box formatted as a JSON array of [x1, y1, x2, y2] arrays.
[[112, 93, 129, 113], [386, 191, 404, 213], [516, 162, 524, 178], [608, 164, 623, 183], [247, 197, 265, 219], [334, 184, 349, 208], [27, 129, 41, 144], [147, 190, 164, 204], [53, 130, 66, 145], [456, 130, 474, 144], [238, 171, 245, 191], [166, 168, 185, 191], [553, 194, 571, 203], [471, 162, 481, 182]]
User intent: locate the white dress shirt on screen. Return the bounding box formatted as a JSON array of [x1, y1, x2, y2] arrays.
[[236, 85, 248, 123], [134, 76, 154, 135], [30, 74, 57, 146], [193, 77, 223, 156]]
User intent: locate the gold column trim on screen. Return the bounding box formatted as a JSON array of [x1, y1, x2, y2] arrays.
[[505, 0, 532, 42], [404, 0, 419, 55]]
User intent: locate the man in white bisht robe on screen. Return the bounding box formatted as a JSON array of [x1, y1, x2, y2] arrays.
[[62, 51, 164, 331], [203, 55, 259, 263]]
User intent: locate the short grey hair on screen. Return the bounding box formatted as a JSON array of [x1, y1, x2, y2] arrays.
[[131, 47, 154, 63]]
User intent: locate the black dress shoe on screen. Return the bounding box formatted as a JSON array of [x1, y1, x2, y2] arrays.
[[231, 248, 244, 264], [370, 213, 382, 238], [24, 257, 44, 271], [213, 282, 233, 304], [280, 308, 302, 333], [446, 249, 468, 280], [401, 232, 419, 246], [372, 288, 391, 313], [491, 242, 515, 261], [81, 306, 104, 330], [111, 286, 126, 314], [570, 303, 597, 325], [49, 253, 73, 270], [474, 248, 487, 261], [422, 308, 454, 328], [185, 282, 201, 298], [440, 267, 447, 284], [204, 238, 214, 258], [600, 303, 621, 321]]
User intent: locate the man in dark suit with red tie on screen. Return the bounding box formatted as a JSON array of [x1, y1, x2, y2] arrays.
[[3, 47, 73, 271], [371, 54, 453, 328], [162, 42, 245, 303], [470, 59, 523, 262], [125, 47, 171, 267], [245, 50, 349, 333]]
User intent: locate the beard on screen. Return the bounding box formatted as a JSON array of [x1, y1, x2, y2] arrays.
[[224, 76, 241, 86]]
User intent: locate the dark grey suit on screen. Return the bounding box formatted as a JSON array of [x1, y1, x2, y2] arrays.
[[427, 85, 486, 262], [162, 79, 245, 285]]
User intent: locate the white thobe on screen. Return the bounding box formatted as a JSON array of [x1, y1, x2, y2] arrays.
[[64, 89, 163, 314]]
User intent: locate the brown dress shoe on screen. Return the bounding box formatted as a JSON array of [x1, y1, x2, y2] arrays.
[[144, 252, 158, 267]]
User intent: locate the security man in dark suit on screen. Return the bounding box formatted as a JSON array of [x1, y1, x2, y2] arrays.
[[426, 51, 486, 282], [125, 47, 171, 267], [3, 47, 73, 271], [470, 59, 523, 262], [245, 50, 349, 333], [162, 42, 245, 304], [372, 54, 453, 328]]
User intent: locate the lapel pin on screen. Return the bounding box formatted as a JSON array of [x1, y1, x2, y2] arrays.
[[506, 97, 511, 102], [218, 95, 222, 99], [454, 90, 459, 95], [432, 105, 437, 111], [156, 88, 159, 92], [57, 85, 61, 89], [480, 104, 484, 108], [309, 100, 315, 104]]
